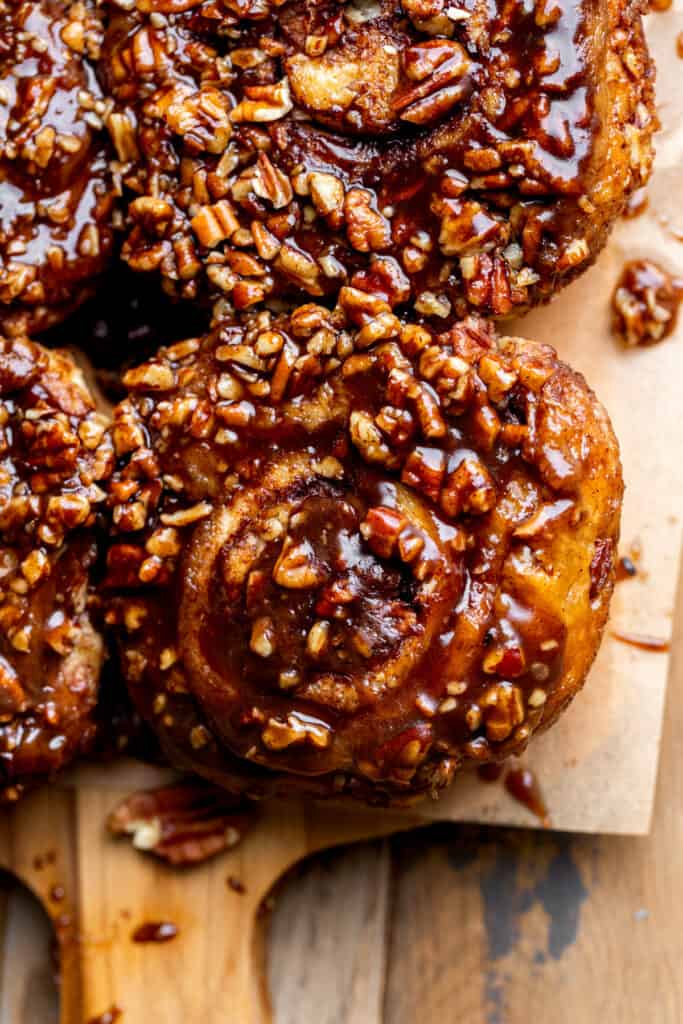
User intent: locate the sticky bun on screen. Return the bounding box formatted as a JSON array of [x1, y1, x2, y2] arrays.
[[98, 0, 654, 320], [0, 335, 113, 800], [0, 0, 115, 337], [104, 308, 622, 804]]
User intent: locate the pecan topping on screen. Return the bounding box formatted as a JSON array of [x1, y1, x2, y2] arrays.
[[0, 338, 111, 795], [95, 0, 655, 317], [105, 308, 621, 805], [0, 0, 114, 335]]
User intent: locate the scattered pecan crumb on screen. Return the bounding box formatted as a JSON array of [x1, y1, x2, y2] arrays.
[[612, 260, 683, 346]]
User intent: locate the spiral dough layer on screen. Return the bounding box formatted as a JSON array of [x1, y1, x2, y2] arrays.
[[105, 304, 622, 804]]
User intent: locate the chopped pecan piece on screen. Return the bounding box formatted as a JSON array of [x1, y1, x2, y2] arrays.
[[344, 189, 392, 253], [439, 455, 496, 517], [481, 682, 525, 742], [360, 506, 409, 559]]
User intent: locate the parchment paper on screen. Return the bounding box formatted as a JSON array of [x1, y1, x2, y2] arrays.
[[415, 3, 683, 835]]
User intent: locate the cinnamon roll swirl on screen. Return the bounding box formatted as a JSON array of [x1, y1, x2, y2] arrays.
[[104, 305, 622, 803]]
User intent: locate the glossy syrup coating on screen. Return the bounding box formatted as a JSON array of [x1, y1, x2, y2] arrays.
[[0, 0, 116, 337], [104, 303, 622, 805], [0, 336, 114, 800], [98, 0, 654, 322]]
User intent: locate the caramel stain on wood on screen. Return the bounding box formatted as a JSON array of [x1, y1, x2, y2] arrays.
[[480, 840, 534, 961], [131, 921, 178, 944], [86, 1007, 121, 1024]]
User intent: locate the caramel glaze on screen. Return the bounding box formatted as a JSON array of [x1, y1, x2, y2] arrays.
[[98, 0, 655, 321], [0, 1, 116, 337], [104, 306, 622, 805], [0, 337, 113, 801], [45, 266, 208, 401]]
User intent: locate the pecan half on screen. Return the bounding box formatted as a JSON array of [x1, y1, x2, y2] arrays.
[[107, 783, 255, 866], [395, 39, 471, 125]]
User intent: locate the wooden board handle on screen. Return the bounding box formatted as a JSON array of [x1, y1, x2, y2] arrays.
[[0, 782, 417, 1022], [0, 789, 304, 1023]]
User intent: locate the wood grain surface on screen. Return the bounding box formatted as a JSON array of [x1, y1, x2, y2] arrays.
[[2, 562, 680, 1023]]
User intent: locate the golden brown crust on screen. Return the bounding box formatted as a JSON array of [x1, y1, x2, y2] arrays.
[[0, 336, 114, 801], [98, 0, 654, 320], [0, 0, 116, 336], [104, 306, 622, 804]]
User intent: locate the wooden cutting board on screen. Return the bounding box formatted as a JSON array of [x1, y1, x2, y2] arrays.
[[1, 10, 682, 1022], [0, 768, 425, 1023]]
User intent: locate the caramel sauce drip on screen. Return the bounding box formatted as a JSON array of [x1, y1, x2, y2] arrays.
[[612, 631, 670, 652], [86, 1008, 122, 1024], [50, 884, 65, 903], [132, 921, 179, 944], [504, 767, 551, 826]]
